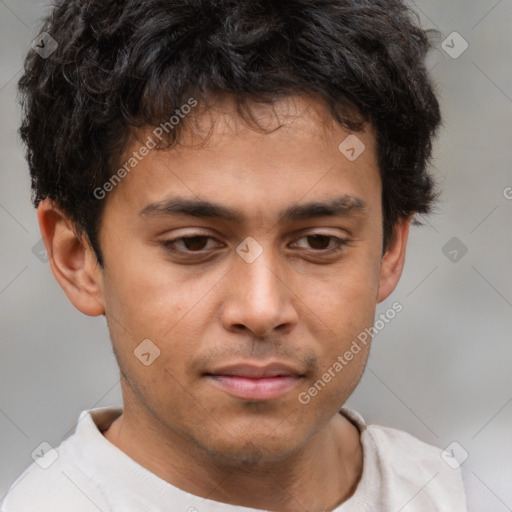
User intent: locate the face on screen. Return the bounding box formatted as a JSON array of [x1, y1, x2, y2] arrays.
[[73, 94, 403, 464]]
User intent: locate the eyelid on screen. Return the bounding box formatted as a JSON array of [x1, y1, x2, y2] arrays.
[[289, 233, 349, 250], [162, 234, 224, 252]]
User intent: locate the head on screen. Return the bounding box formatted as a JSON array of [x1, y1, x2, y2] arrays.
[[19, 0, 440, 464]]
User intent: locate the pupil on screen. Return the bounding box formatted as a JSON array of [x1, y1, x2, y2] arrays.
[[185, 236, 207, 251], [308, 235, 329, 250]]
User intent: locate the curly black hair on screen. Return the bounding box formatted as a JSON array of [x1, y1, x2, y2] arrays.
[[18, 0, 441, 266]]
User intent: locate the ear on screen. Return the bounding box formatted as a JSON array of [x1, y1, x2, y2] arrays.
[[377, 216, 412, 303], [37, 199, 105, 316]]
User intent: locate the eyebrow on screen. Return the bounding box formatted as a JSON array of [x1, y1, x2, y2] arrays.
[[139, 195, 368, 223]]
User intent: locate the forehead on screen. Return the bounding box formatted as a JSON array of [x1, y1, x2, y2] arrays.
[[106, 94, 381, 224]]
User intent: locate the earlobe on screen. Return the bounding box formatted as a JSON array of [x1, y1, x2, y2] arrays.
[[377, 216, 412, 303], [37, 199, 105, 316]]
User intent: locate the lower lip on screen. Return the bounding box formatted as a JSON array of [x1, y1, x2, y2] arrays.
[[206, 375, 301, 401]]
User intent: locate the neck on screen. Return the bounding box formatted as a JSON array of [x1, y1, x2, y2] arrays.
[[103, 401, 362, 511]]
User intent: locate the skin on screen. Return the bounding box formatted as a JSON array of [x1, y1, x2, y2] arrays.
[[38, 94, 411, 511]]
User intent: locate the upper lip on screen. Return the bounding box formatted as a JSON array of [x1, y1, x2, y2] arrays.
[[205, 362, 304, 378]]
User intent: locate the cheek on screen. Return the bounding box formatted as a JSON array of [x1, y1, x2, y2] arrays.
[[300, 256, 381, 341], [101, 255, 201, 400], [103, 247, 190, 334], [101, 249, 222, 384]]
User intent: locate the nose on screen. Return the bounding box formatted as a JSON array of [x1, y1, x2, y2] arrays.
[[220, 247, 298, 338]]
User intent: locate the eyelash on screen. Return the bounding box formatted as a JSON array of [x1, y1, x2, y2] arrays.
[[161, 234, 349, 257]]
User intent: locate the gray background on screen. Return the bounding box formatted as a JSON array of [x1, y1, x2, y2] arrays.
[[1, 0, 511, 510]]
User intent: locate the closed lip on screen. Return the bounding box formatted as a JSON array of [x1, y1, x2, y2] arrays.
[[204, 362, 304, 379]]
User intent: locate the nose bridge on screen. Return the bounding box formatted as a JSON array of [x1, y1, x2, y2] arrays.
[[223, 238, 296, 336], [237, 241, 283, 309]]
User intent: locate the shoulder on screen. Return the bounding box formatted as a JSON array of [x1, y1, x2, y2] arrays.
[[367, 420, 448, 466], [343, 407, 463, 475], [1, 434, 111, 512], [370, 424, 467, 504], [341, 408, 468, 511]]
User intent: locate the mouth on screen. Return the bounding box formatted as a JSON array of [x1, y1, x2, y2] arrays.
[[204, 363, 304, 401]]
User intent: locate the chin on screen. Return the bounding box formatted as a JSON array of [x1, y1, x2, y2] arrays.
[[195, 425, 308, 467]]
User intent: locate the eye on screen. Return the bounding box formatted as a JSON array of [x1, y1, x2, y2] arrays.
[[290, 234, 348, 253], [162, 235, 222, 253], [161, 233, 349, 259]]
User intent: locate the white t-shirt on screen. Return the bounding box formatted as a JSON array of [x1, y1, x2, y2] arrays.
[[1, 406, 467, 511]]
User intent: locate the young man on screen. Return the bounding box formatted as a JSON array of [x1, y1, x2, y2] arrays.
[[3, 0, 467, 510]]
